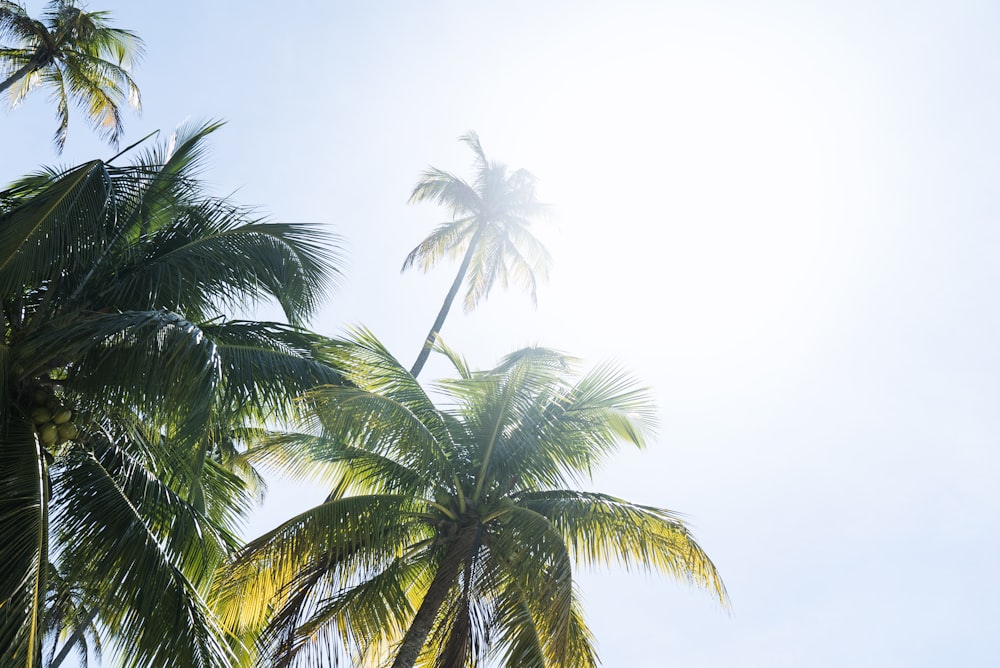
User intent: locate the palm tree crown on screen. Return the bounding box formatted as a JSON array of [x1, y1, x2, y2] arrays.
[[0, 121, 344, 667], [403, 131, 551, 377], [219, 332, 726, 668], [0, 0, 143, 151]]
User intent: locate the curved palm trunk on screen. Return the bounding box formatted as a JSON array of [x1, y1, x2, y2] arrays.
[[410, 224, 486, 378], [390, 529, 477, 668]]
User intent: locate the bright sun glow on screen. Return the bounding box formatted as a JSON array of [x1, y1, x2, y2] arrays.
[[450, 11, 874, 396]]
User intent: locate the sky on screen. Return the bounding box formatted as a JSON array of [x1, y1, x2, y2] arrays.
[[3, 1, 1000, 666]]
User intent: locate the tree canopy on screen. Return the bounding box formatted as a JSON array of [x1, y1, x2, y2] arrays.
[[217, 332, 726, 668], [404, 131, 551, 377], [0, 121, 344, 667], [0, 0, 143, 150]]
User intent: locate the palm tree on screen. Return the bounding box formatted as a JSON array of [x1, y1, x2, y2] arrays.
[[0, 0, 143, 151], [218, 332, 727, 668], [403, 132, 551, 378], [0, 121, 344, 667]]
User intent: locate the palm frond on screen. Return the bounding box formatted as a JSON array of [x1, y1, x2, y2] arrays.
[[51, 446, 238, 668], [430, 337, 472, 380], [487, 505, 587, 667], [95, 203, 341, 325], [264, 556, 422, 668], [56, 9, 143, 70], [0, 2, 41, 44], [20, 309, 219, 437], [407, 168, 479, 218], [0, 160, 113, 301], [59, 48, 140, 145], [307, 384, 458, 488], [462, 228, 504, 311], [248, 431, 430, 499], [201, 320, 341, 422], [489, 591, 546, 668], [480, 356, 656, 492], [122, 119, 220, 216], [43, 565, 103, 668], [497, 224, 552, 303], [217, 495, 423, 632], [317, 330, 458, 454], [44, 61, 71, 149], [401, 217, 475, 274], [54, 438, 234, 592], [520, 490, 728, 604]]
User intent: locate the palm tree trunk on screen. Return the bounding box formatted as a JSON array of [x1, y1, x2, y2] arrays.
[[390, 529, 477, 668], [0, 49, 48, 95], [49, 608, 98, 668], [0, 60, 36, 94], [410, 224, 486, 378]]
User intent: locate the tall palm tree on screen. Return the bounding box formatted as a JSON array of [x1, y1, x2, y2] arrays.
[[0, 0, 143, 151], [403, 132, 551, 378], [0, 121, 344, 667], [218, 331, 726, 668]]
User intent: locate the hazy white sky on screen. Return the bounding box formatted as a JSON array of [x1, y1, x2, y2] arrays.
[[4, 1, 999, 666]]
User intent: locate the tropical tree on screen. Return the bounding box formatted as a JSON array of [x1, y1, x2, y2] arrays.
[[403, 132, 551, 378], [0, 0, 143, 151], [218, 331, 727, 668], [0, 121, 343, 667]]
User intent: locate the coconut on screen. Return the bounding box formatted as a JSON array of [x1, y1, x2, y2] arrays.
[[52, 409, 72, 425], [38, 422, 58, 445], [30, 407, 51, 424], [57, 423, 78, 441]]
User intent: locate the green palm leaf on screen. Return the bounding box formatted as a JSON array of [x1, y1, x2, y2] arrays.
[[520, 490, 728, 603], [216, 495, 424, 638], [0, 160, 114, 301], [53, 446, 239, 668]]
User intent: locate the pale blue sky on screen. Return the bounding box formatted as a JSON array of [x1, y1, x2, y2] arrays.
[[4, 1, 999, 666]]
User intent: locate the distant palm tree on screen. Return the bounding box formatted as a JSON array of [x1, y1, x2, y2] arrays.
[[218, 332, 727, 668], [0, 0, 142, 151], [0, 121, 343, 667], [403, 132, 551, 378]]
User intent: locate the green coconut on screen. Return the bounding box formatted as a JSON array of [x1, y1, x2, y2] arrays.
[[30, 407, 51, 424], [52, 409, 72, 425], [57, 422, 78, 441], [38, 422, 58, 445]]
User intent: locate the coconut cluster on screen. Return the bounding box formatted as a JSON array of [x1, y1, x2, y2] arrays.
[[27, 388, 79, 447]]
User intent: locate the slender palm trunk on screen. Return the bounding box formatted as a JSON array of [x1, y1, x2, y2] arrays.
[[0, 61, 37, 94], [0, 49, 48, 95], [410, 224, 486, 378], [390, 529, 477, 668], [28, 438, 50, 668], [49, 608, 98, 668]]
